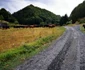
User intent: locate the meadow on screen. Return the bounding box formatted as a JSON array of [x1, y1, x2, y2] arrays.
[[0, 27, 65, 70], [0, 27, 62, 52]]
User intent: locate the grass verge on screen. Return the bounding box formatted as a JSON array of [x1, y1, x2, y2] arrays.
[[0, 27, 65, 70], [80, 25, 85, 33]]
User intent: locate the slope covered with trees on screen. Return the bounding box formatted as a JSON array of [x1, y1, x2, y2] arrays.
[[70, 1, 85, 23], [0, 8, 18, 23], [13, 4, 61, 25], [60, 14, 69, 26]]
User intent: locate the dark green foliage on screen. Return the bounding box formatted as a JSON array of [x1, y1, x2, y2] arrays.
[[0, 8, 18, 24], [78, 18, 85, 23], [13, 4, 61, 25], [60, 14, 69, 26], [70, 1, 85, 23], [0, 15, 4, 20]]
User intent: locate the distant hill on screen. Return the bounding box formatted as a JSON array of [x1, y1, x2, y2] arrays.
[[13, 4, 61, 25], [0, 8, 18, 24], [70, 1, 85, 23]]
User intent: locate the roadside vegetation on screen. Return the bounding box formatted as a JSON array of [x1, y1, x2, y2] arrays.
[[66, 21, 80, 26], [0, 27, 65, 70], [80, 24, 85, 33]]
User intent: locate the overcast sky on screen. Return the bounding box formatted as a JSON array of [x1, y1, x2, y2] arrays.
[[0, 0, 84, 16]]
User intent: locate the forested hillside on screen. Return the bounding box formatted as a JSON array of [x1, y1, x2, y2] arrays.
[[0, 8, 18, 24], [70, 1, 85, 23], [13, 5, 61, 25]]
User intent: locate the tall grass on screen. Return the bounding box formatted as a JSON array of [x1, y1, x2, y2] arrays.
[[0, 27, 63, 52], [0, 27, 65, 70]]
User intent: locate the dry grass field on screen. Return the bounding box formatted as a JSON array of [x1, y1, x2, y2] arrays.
[[0, 27, 64, 52], [0, 27, 65, 70]]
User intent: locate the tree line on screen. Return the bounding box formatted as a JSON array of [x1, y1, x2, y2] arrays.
[[70, 1, 85, 23], [0, 4, 70, 26]]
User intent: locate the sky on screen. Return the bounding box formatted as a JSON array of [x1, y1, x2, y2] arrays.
[[0, 0, 84, 16]]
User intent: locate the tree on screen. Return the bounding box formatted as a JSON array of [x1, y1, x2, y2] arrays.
[[0, 15, 4, 20], [70, 1, 85, 23], [0, 8, 18, 24], [59, 14, 68, 26], [40, 22, 45, 27]]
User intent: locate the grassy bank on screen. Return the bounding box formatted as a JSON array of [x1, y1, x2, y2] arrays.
[[0, 27, 65, 70], [80, 25, 85, 33]]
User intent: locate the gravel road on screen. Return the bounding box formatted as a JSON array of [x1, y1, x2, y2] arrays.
[[15, 26, 85, 70]]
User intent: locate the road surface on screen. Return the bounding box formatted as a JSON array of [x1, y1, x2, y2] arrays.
[[15, 26, 85, 70]]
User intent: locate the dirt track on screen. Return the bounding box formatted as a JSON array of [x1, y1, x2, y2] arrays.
[[15, 26, 85, 70]]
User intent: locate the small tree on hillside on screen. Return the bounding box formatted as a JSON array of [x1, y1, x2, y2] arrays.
[[59, 14, 68, 26], [0, 15, 4, 20]]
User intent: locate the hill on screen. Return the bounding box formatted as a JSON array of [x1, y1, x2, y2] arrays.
[[13, 4, 61, 26], [70, 1, 85, 23], [0, 8, 18, 24]]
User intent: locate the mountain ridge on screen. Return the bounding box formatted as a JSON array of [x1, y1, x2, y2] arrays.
[[12, 4, 61, 25]]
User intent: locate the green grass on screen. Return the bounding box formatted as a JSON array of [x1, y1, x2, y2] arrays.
[[80, 25, 85, 33], [0, 27, 65, 70]]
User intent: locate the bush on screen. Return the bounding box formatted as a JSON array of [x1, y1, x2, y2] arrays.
[[78, 18, 85, 23]]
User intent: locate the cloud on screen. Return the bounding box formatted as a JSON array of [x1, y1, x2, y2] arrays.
[[0, 0, 84, 16], [0, 0, 28, 13]]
